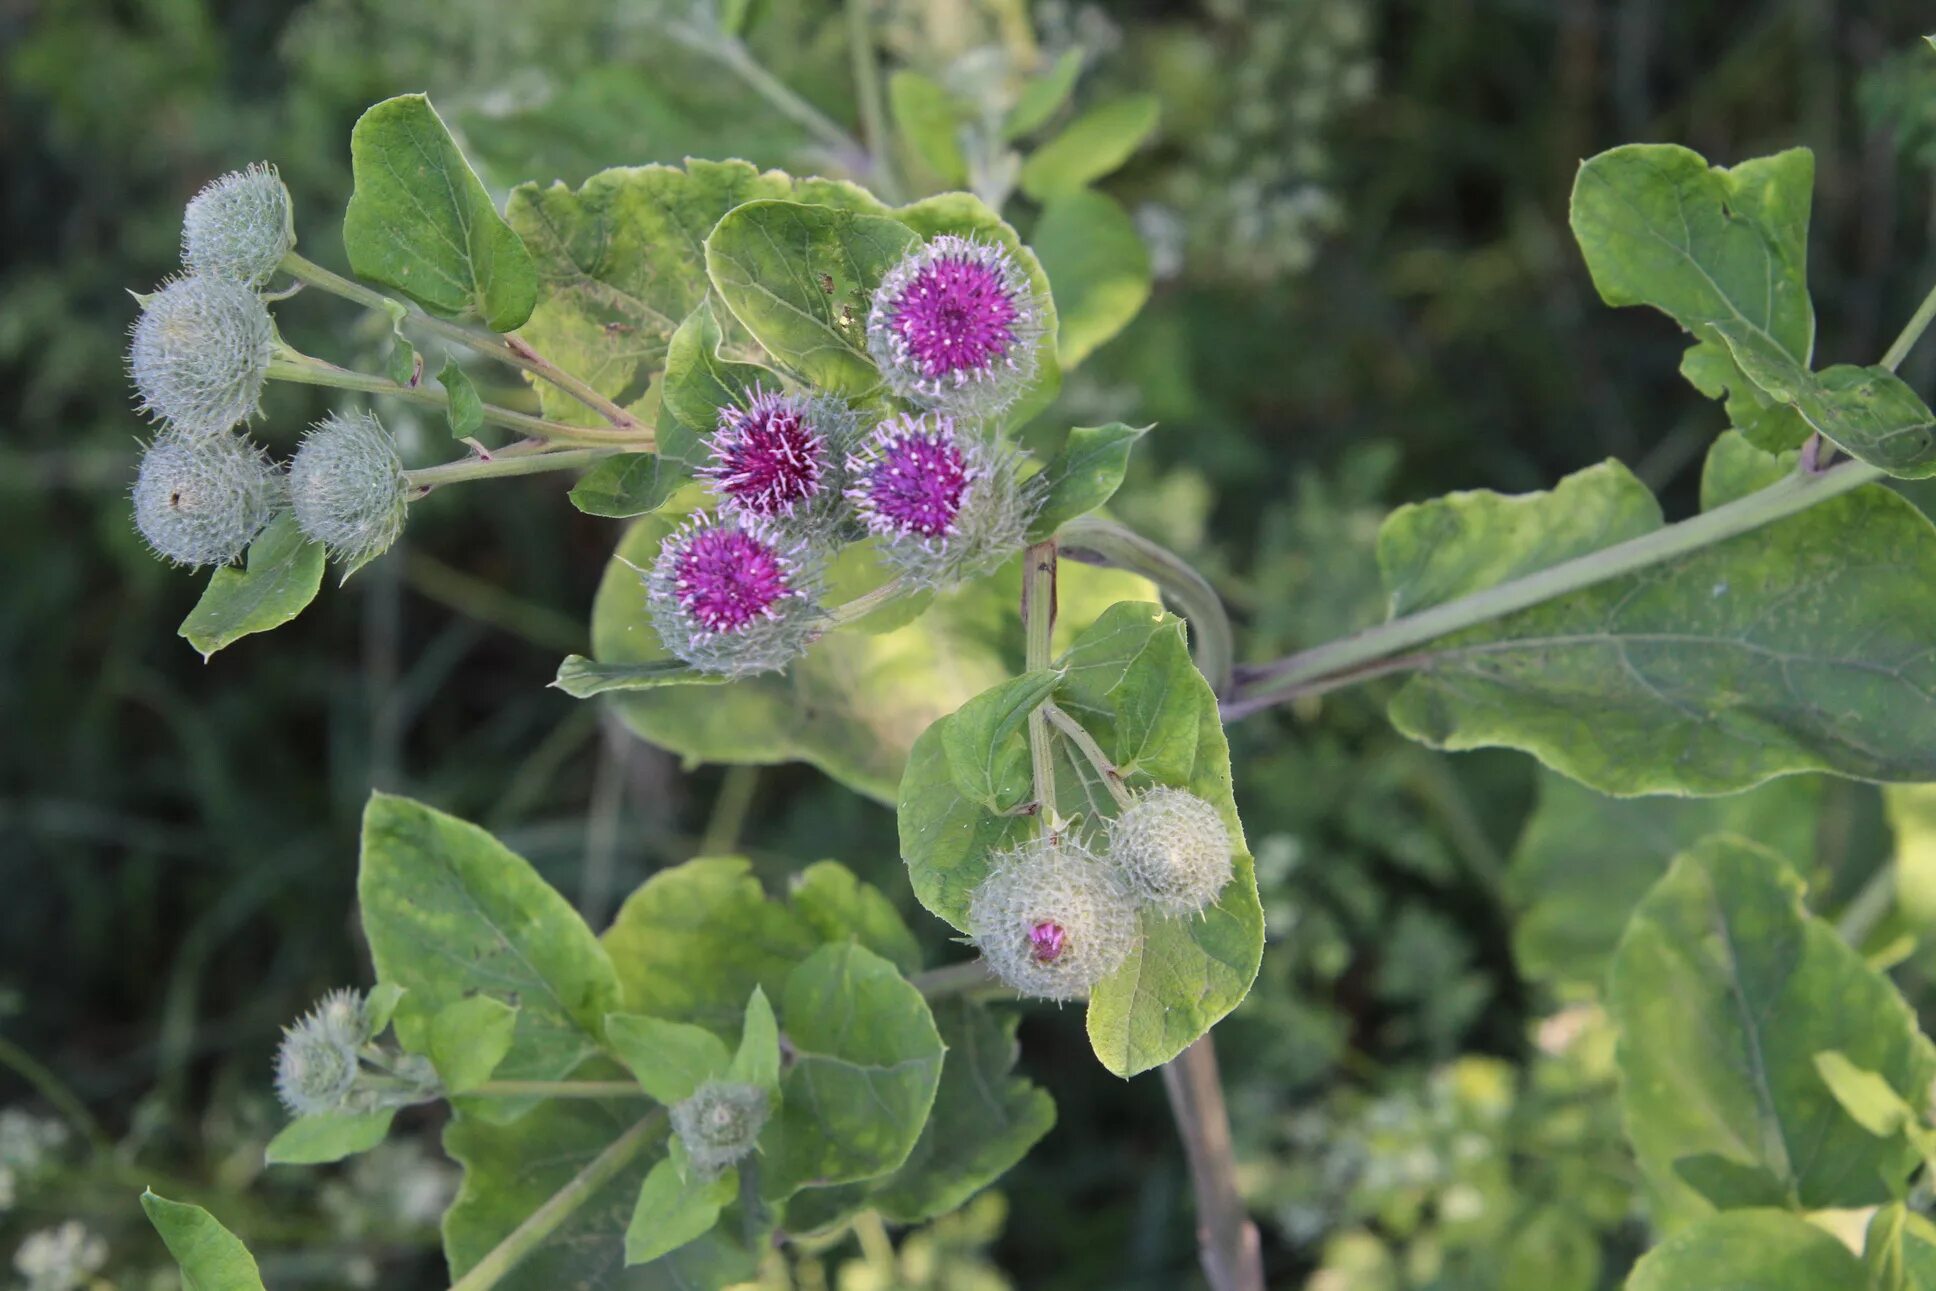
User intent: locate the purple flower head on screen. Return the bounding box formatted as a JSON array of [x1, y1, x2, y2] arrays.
[[700, 386, 829, 520], [844, 412, 1042, 590], [646, 513, 823, 676], [868, 235, 1042, 418], [1028, 920, 1066, 964], [845, 412, 976, 540]]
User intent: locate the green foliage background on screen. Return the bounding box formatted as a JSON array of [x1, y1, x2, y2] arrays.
[[4, 0, 1936, 1287]]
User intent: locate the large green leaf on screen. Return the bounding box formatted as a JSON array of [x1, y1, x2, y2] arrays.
[[1380, 444, 1936, 793], [587, 516, 1151, 803], [786, 861, 923, 977], [1508, 769, 1819, 990], [624, 1156, 735, 1267], [1608, 837, 1936, 1226], [899, 602, 1263, 1076], [606, 1014, 731, 1104], [358, 794, 621, 1116], [1031, 190, 1151, 368], [1886, 784, 1936, 929], [443, 1094, 755, 1291], [141, 1191, 265, 1291], [704, 200, 920, 397], [1571, 143, 1814, 453], [506, 162, 883, 425], [178, 514, 325, 660], [342, 95, 537, 332], [264, 1110, 395, 1166], [887, 70, 967, 187], [1027, 423, 1147, 541], [761, 942, 944, 1198], [1626, 1210, 1866, 1291], [1018, 95, 1160, 202]]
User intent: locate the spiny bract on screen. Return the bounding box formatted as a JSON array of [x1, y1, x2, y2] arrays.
[[866, 234, 1043, 420], [699, 386, 859, 536], [645, 513, 824, 676], [671, 1080, 770, 1177], [967, 836, 1142, 1001], [273, 993, 364, 1116], [288, 410, 408, 572], [128, 274, 275, 434], [1107, 786, 1234, 917], [182, 163, 295, 287], [845, 412, 1040, 590], [131, 432, 281, 569]]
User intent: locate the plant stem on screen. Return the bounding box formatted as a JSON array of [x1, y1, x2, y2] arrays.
[[465, 1080, 650, 1099], [1021, 541, 1060, 829], [1882, 276, 1936, 372], [405, 447, 617, 491], [267, 353, 644, 447], [1225, 456, 1885, 719], [666, 24, 869, 170], [1836, 864, 1898, 948], [1162, 1039, 1265, 1291], [1042, 700, 1134, 809], [0, 1035, 109, 1154], [279, 252, 646, 434], [843, 0, 903, 201], [823, 576, 910, 628], [910, 959, 1009, 999], [1059, 517, 1235, 697], [700, 764, 761, 856], [447, 1113, 662, 1291]]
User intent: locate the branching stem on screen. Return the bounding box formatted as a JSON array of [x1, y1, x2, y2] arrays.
[[406, 447, 617, 492], [1021, 541, 1060, 830], [1041, 699, 1134, 810], [1059, 516, 1235, 697], [1882, 276, 1936, 372], [465, 1080, 650, 1099], [1163, 1040, 1266, 1291]]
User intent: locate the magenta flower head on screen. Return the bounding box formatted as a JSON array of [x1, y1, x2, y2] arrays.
[[698, 385, 856, 533], [867, 234, 1044, 419], [845, 411, 1041, 589], [646, 512, 823, 676]]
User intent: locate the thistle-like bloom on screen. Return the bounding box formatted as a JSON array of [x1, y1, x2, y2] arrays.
[[274, 991, 365, 1116], [182, 163, 295, 287], [131, 431, 281, 569], [671, 1080, 770, 1177], [699, 386, 856, 533], [1107, 787, 1234, 917], [128, 274, 274, 434], [867, 234, 1043, 418], [845, 412, 1040, 589], [288, 410, 409, 572], [967, 836, 1142, 1001], [646, 513, 823, 676]]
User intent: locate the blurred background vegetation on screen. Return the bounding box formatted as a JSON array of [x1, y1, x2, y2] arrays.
[[4, 0, 1935, 1287]]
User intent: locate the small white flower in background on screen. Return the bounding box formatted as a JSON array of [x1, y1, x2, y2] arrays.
[[0, 1110, 68, 1170], [13, 1221, 107, 1291]]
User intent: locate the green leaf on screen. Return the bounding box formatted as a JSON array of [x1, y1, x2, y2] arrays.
[[1814, 1050, 1916, 1137], [1886, 785, 1936, 928], [1018, 95, 1160, 201], [589, 516, 1152, 802], [1866, 1204, 1936, 1291], [1032, 191, 1151, 368], [444, 1094, 756, 1290], [553, 656, 733, 697], [762, 942, 944, 1198], [438, 358, 485, 438], [1004, 49, 1084, 139], [1508, 769, 1819, 990], [1027, 423, 1148, 541], [1608, 837, 1936, 1225], [428, 995, 520, 1095], [899, 602, 1264, 1076], [1680, 340, 1812, 454], [140, 1191, 265, 1291], [568, 454, 682, 519], [177, 514, 325, 660], [659, 299, 774, 467], [1708, 324, 1936, 476], [606, 1013, 732, 1104], [1380, 448, 1936, 793], [729, 987, 781, 1092], [365, 982, 406, 1035], [888, 70, 967, 186], [508, 163, 886, 426], [786, 861, 923, 977], [1499, 1207, 1601, 1291], [358, 794, 622, 1119], [705, 199, 920, 396], [1626, 1210, 1866, 1291], [1571, 144, 1815, 453], [625, 1157, 734, 1266], [342, 94, 537, 331], [264, 1110, 396, 1166], [385, 336, 420, 387], [942, 668, 1063, 814]]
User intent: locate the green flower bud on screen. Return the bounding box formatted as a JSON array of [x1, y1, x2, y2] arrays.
[[128, 274, 274, 434], [182, 163, 295, 287], [131, 431, 281, 569], [274, 991, 364, 1116], [1107, 787, 1234, 917], [287, 411, 409, 570], [671, 1080, 769, 1177], [967, 836, 1142, 1000]]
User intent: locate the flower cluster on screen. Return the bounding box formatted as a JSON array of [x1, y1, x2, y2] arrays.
[[671, 1080, 770, 1177], [967, 787, 1233, 1000]]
